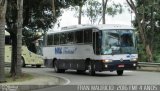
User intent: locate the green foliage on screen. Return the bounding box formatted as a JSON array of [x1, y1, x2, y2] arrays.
[[106, 3, 123, 17], [134, 0, 160, 62], [137, 44, 147, 62], [85, 0, 102, 24], [6, 0, 83, 47], [71, 0, 123, 24]]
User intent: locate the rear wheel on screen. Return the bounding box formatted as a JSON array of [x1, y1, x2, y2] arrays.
[[54, 60, 65, 73], [117, 70, 124, 76], [88, 61, 95, 76], [36, 65, 41, 68]]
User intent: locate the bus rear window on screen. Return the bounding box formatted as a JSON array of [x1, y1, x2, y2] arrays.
[[5, 36, 11, 45]]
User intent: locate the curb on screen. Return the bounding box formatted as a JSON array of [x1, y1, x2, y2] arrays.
[[137, 66, 160, 72], [0, 73, 70, 91]]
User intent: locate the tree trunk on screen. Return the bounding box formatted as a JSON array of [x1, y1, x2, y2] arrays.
[[52, 0, 55, 16], [16, 0, 23, 77], [102, 0, 108, 24], [0, 0, 7, 83], [10, 34, 17, 78], [78, 5, 82, 24], [10, 0, 23, 78]]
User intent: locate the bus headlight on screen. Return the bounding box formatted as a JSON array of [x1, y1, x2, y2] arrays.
[[130, 58, 137, 62], [102, 59, 112, 63]]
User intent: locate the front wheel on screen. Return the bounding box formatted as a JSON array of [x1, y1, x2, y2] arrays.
[[117, 70, 123, 76]]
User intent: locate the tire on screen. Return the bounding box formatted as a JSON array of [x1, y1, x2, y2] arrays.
[[21, 57, 26, 67], [54, 60, 65, 73], [36, 65, 41, 68], [88, 61, 95, 76], [117, 70, 124, 76]]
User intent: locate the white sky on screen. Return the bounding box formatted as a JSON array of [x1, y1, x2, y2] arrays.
[[51, 0, 135, 31]]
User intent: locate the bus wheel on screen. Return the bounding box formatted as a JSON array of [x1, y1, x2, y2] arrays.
[[54, 66, 65, 73], [54, 61, 61, 73], [21, 57, 25, 67], [60, 69, 65, 73], [36, 65, 41, 68], [88, 61, 95, 76], [117, 70, 123, 76], [54, 60, 65, 73], [54, 63, 59, 73]]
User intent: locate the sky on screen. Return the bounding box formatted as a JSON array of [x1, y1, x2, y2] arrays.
[[51, 0, 135, 31]]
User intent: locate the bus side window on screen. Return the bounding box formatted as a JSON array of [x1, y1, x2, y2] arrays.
[[84, 29, 92, 43], [47, 35, 54, 45], [60, 33, 67, 44], [54, 34, 59, 45], [67, 32, 74, 44], [75, 30, 83, 43]]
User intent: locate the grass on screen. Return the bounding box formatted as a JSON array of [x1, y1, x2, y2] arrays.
[[5, 72, 33, 83]]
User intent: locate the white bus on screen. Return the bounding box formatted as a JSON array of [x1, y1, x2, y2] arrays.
[[5, 31, 44, 68], [43, 24, 138, 75]]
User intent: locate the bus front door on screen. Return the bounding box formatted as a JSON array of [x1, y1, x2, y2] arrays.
[[93, 31, 101, 55]]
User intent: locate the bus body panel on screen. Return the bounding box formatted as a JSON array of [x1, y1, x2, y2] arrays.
[[43, 45, 137, 71], [5, 45, 44, 66]]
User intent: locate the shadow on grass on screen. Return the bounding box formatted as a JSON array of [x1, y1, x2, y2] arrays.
[[5, 72, 33, 83]]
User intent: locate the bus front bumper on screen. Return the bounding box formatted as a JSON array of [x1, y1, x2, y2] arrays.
[[95, 61, 137, 71]]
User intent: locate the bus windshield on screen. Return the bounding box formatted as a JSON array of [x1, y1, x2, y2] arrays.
[[101, 29, 137, 55]]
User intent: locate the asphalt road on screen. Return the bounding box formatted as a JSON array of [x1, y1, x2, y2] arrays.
[[22, 67, 160, 91]]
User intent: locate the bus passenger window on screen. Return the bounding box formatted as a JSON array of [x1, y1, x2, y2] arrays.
[[84, 29, 92, 43], [75, 31, 83, 43], [47, 35, 54, 45], [54, 34, 59, 45], [60, 33, 67, 44], [67, 32, 74, 44]]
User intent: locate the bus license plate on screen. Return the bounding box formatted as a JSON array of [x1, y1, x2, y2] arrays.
[[118, 65, 124, 68]]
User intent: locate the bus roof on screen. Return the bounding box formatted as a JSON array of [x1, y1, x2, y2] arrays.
[[96, 24, 134, 30], [47, 24, 134, 34]]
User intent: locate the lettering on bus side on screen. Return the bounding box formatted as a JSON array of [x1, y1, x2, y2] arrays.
[[55, 47, 62, 54], [55, 47, 77, 54], [63, 47, 77, 54]]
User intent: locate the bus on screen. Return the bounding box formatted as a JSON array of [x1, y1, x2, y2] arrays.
[[5, 31, 44, 68], [43, 24, 138, 75]]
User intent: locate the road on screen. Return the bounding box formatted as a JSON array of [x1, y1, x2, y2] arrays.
[[22, 67, 160, 91]]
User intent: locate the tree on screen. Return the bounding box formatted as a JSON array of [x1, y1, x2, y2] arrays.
[[101, 0, 123, 24], [0, 0, 7, 83], [16, 0, 23, 77], [85, 0, 102, 24], [5, 0, 84, 78], [84, 0, 123, 24], [78, 0, 86, 24], [126, 0, 155, 62], [69, 0, 87, 24]]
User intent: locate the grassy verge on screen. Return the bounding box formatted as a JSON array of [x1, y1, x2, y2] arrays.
[[5, 72, 33, 83]]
